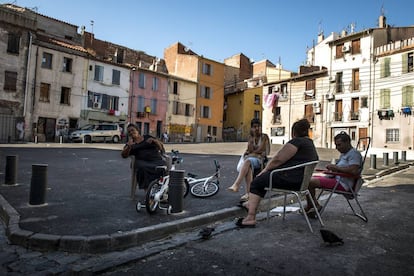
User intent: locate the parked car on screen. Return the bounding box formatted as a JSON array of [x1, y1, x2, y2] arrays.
[[70, 124, 121, 143]]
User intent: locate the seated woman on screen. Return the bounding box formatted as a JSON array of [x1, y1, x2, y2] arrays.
[[305, 131, 362, 215], [121, 124, 166, 193], [228, 118, 270, 202], [236, 118, 319, 228]]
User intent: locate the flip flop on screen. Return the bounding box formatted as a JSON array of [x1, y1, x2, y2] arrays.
[[236, 202, 248, 212], [235, 217, 256, 228]]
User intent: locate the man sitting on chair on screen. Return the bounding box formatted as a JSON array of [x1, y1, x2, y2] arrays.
[[305, 132, 362, 215]]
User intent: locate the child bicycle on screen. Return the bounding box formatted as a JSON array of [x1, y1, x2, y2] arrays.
[[136, 150, 189, 214], [137, 150, 220, 214]]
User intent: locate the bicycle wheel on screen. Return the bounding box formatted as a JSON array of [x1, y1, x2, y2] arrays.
[[190, 180, 219, 198], [145, 179, 162, 214]]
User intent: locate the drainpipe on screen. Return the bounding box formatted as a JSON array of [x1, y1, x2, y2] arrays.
[[23, 32, 33, 118]]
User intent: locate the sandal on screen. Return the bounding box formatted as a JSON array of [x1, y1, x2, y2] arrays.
[[235, 217, 255, 228], [240, 194, 249, 202], [306, 206, 322, 219]]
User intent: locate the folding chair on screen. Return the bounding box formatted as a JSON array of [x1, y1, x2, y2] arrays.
[[317, 137, 371, 222], [265, 160, 324, 233]]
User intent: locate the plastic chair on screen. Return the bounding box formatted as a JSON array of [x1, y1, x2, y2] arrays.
[[265, 160, 324, 233], [317, 137, 371, 222]]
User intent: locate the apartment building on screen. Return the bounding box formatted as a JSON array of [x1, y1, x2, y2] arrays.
[[164, 42, 225, 142], [300, 15, 414, 149], [0, 4, 36, 142], [262, 66, 327, 146], [373, 37, 414, 150], [166, 76, 197, 142]]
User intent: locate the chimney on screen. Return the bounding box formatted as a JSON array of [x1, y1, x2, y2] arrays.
[[379, 15, 387, 28], [317, 32, 324, 43]]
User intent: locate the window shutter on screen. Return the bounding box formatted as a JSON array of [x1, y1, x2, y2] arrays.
[[402, 53, 408, 73]]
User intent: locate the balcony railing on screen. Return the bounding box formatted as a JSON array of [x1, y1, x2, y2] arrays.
[[333, 112, 343, 122], [350, 111, 359, 120]]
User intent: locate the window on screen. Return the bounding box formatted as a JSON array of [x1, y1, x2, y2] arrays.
[[305, 79, 316, 100], [335, 72, 343, 93], [402, 52, 413, 73], [352, 69, 360, 91], [351, 98, 359, 120], [201, 106, 210, 118], [152, 77, 158, 91], [202, 63, 212, 75], [112, 69, 120, 85], [60, 87, 70, 105], [380, 58, 391, 78], [62, 57, 72, 72], [386, 129, 399, 142], [4, 71, 17, 91], [185, 103, 193, 116], [40, 83, 50, 102], [94, 65, 104, 81], [254, 110, 260, 119], [173, 81, 178, 94], [102, 94, 119, 110], [254, 95, 260, 104], [212, 126, 217, 136], [272, 106, 281, 124], [7, 33, 20, 54], [380, 89, 391, 108], [361, 97, 368, 108], [268, 86, 274, 94], [41, 52, 53, 69], [402, 86, 413, 107], [200, 86, 212, 99], [271, 127, 285, 136], [336, 44, 344, 59], [150, 98, 157, 114], [351, 39, 361, 54], [139, 73, 146, 88], [137, 96, 145, 112]]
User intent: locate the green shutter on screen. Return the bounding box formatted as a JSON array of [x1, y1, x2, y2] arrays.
[[402, 53, 408, 73]]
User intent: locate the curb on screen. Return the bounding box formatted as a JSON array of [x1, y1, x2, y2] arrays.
[[0, 162, 412, 253]]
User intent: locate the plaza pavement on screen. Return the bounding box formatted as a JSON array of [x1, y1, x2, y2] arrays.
[[0, 142, 413, 274]]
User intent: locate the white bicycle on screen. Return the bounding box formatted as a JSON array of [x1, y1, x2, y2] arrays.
[[137, 151, 221, 214]]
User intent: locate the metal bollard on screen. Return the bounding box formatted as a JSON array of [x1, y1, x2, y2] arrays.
[[5, 155, 18, 185], [383, 152, 389, 166], [393, 152, 399, 165], [402, 151, 407, 162], [370, 154, 377, 169], [168, 170, 184, 213], [29, 164, 48, 205]]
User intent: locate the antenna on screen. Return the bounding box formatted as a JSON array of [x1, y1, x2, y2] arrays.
[[90, 20, 94, 33], [318, 20, 323, 35]]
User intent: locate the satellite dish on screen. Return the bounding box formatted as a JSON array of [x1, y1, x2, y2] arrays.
[[184, 47, 189, 52]]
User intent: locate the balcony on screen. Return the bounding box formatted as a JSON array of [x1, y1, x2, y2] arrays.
[[349, 80, 360, 91], [333, 112, 343, 122], [350, 111, 359, 121]]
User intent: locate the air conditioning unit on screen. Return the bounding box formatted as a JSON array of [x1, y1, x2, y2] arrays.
[[312, 102, 321, 108], [273, 85, 280, 92], [326, 93, 335, 100], [342, 44, 351, 53]]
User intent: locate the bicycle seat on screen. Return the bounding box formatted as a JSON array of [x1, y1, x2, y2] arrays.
[[155, 165, 167, 175], [187, 172, 197, 178]]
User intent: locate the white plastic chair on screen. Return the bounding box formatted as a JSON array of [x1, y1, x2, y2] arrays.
[[265, 160, 324, 233]]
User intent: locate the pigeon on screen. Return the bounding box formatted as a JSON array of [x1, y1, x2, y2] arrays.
[[199, 227, 215, 240], [320, 229, 344, 246]]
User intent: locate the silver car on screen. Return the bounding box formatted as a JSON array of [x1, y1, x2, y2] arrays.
[[70, 124, 121, 143]]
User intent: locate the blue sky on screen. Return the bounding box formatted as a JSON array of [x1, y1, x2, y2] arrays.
[[6, 0, 414, 72]]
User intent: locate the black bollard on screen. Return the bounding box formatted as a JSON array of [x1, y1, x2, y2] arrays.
[[370, 154, 377, 169], [168, 170, 184, 213], [383, 152, 389, 166], [29, 164, 48, 205], [5, 155, 18, 185], [402, 151, 407, 162], [393, 152, 399, 165]]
